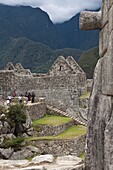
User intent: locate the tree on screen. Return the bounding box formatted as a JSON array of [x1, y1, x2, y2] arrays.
[[7, 104, 26, 136]]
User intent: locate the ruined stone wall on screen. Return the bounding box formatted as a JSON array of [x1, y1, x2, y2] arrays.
[[0, 71, 80, 113], [36, 120, 75, 136], [26, 102, 46, 121], [17, 73, 79, 112], [32, 135, 86, 157], [0, 71, 15, 98], [0, 56, 87, 114]]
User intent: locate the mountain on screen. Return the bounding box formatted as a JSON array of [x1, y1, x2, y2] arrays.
[[56, 13, 99, 50], [0, 4, 59, 49], [0, 4, 100, 78], [0, 36, 98, 78], [0, 37, 83, 73], [0, 4, 99, 50], [78, 47, 99, 78]]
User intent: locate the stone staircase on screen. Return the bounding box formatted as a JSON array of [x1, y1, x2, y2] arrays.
[[46, 105, 86, 126]]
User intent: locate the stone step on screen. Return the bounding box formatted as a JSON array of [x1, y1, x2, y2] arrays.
[[47, 105, 86, 126]]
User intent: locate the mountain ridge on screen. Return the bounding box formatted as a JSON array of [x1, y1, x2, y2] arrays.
[[0, 4, 99, 50], [0, 4, 99, 78]]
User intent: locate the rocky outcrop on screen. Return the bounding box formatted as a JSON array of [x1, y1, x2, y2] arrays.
[[0, 155, 84, 170], [80, 0, 113, 169]]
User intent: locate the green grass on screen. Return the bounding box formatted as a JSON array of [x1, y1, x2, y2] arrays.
[[26, 125, 86, 141], [0, 137, 24, 148], [79, 151, 85, 160], [79, 92, 90, 100], [32, 115, 72, 127]]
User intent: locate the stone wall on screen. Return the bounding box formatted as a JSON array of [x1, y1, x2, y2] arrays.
[[0, 56, 87, 115], [36, 120, 75, 136], [31, 135, 86, 156], [26, 102, 46, 121]]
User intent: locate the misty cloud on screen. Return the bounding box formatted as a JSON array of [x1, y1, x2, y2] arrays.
[[0, 0, 102, 23]]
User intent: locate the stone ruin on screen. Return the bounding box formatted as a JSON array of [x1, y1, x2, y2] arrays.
[[0, 56, 87, 119], [80, 0, 113, 169]]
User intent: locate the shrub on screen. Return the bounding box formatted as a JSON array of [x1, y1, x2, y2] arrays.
[[7, 104, 26, 125], [7, 104, 26, 136]]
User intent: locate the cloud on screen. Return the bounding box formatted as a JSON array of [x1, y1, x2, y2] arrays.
[[0, 0, 102, 23]]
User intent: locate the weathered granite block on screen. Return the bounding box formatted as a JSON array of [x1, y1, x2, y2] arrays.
[[102, 0, 108, 27], [108, 5, 113, 33], [80, 11, 101, 30], [102, 31, 113, 95], [108, 0, 113, 10], [33, 135, 86, 156], [99, 23, 109, 57]]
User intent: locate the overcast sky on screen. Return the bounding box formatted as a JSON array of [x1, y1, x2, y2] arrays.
[[0, 0, 102, 23]]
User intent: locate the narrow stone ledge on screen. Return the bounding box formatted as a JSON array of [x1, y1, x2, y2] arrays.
[[80, 11, 102, 30]]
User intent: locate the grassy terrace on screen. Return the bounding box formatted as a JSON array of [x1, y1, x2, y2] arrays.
[[32, 115, 72, 126], [26, 125, 86, 141], [1, 115, 87, 148]]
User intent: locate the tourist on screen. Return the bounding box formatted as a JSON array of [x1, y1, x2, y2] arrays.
[[28, 92, 31, 102], [31, 91, 35, 103], [8, 95, 12, 103], [18, 94, 22, 103], [25, 92, 28, 97], [13, 90, 16, 97]]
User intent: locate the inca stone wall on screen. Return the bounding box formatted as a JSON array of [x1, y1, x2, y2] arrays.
[[80, 0, 113, 170], [27, 135, 86, 157], [36, 120, 75, 136], [0, 56, 87, 114]]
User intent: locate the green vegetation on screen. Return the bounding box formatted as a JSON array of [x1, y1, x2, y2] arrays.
[[79, 151, 85, 160], [78, 47, 99, 78], [0, 137, 24, 148], [32, 115, 72, 127], [26, 125, 86, 141], [7, 104, 26, 125], [79, 92, 90, 100], [7, 104, 26, 136], [0, 4, 99, 78], [0, 37, 83, 73]]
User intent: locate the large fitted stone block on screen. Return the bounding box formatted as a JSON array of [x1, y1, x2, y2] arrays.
[[80, 11, 101, 30], [102, 31, 113, 95], [102, 0, 109, 27], [99, 23, 109, 57], [108, 5, 113, 34], [108, 0, 113, 10]]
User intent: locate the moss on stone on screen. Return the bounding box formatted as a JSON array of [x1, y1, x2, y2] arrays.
[[79, 92, 90, 99], [79, 151, 85, 160]]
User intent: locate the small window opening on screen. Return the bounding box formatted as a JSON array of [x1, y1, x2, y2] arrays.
[[59, 66, 62, 71]]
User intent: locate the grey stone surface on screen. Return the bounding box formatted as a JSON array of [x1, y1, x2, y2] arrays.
[[80, 11, 101, 30], [26, 102, 46, 121], [0, 155, 84, 170], [33, 135, 85, 157], [0, 147, 14, 159], [32, 154, 54, 163], [80, 1, 113, 169], [0, 120, 11, 135], [56, 155, 82, 165]]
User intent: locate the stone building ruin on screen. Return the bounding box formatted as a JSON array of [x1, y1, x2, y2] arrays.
[[80, 0, 113, 169], [0, 56, 87, 116]]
